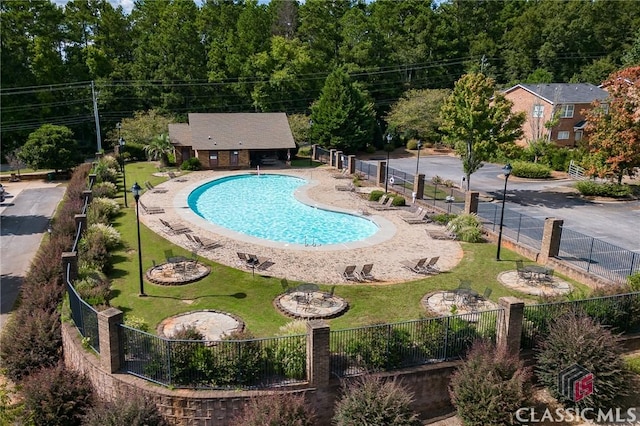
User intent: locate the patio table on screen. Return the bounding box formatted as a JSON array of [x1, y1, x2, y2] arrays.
[[523, 265, 550, 283]]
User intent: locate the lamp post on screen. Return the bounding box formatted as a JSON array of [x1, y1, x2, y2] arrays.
[[385, 133, 392, 193], [308, 119, 313, 167], [446, 188, 455, 214], [131, 182, 146, 296], [496, 163, 513, 261], [117, 123, 128, 207], [415, 139, 422, 176]]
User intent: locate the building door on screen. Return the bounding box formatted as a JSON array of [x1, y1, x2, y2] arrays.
[[230, 151, 239, 166], [209, 151, 218, 168], [181, 148, 191, 162]]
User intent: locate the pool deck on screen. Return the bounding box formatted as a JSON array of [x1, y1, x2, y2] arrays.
[[138, 167, 463, 285]]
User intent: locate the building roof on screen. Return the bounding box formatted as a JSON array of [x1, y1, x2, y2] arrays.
[[171, 113, 296, 150], [504, 83, 608, 105]]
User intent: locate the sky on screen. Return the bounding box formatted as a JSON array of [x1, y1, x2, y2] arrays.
[[52, 0, 271, 15]]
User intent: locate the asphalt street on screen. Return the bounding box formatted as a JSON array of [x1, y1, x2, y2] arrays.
[[374, 155, 640, 254], [0, 182, 66, 330]]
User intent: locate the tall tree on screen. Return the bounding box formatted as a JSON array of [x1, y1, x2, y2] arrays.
[[19, 124, 84, 172], [583, 66, 640, 184], [385, 89, 450, 143], [310, 67, 375, 153], [440, 73, 525, 190]]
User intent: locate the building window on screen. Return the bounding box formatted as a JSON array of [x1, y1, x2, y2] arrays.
[[600, 102, 609, 114], [533, 104, 544, 118], [558, 131, 570, 140], [575, 130, 583, 141], [560, 104, 574, 118], [209, 151, 218, 167], [230, 151, 239, 166]]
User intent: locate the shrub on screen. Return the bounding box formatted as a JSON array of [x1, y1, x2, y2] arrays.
[[82, 394, 168, 426], [510, 160, 552, 179], [629, 273, 640, 292], [344, 324, 412, 372], [231, 393, 315, 426], [368, 190, 385, 202], [0, 380, 26, 424], [446, 213, 483, 242], [431, 213, 456, 225], [124, 315, 150, 332], [93, 161, 118, 184], [536, 312, 630, 410], [168, 326, 208, 386], [92, 181, 118, 198], [180, 157, 201, 171], [99, 155, 120, 170], [78, 227, 111, 271], [21, 364, 93, 426], [333, 375, 421, 426], [122, 141, 146, 161], [449, 341, 531, 425], [575, 181, 632, 198], [0, 308, 62, 382], [391, 195, 406, 207], [365, 145, 376, 154], [90, 197, 120, 220], [85, 223, 121, 250], [73, 275, 111, 307], [406, 139, 419, 150]]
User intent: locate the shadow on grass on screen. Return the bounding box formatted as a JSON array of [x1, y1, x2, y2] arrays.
[[143, 292, 247, 301]]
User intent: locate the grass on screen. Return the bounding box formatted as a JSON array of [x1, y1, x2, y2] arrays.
[[106, 161, 589, 337]]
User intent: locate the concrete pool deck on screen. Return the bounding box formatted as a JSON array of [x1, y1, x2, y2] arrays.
[[138, 167, 464, 285]]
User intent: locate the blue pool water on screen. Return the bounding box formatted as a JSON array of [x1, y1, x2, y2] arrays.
[[187, 174, 378, 245]]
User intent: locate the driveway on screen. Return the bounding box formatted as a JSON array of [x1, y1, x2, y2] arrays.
[[0, 180, 66, 330], [374, 154, 640, 253]]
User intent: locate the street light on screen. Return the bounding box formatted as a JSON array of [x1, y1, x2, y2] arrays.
[[117, 123, 128, 207], [385, 133, 392, 193], [415, 139, 422, 176], [131, 182, 146, 296], [308, 119, 313, 167], [496, 163, 513, 261], [446, 188, 455, 214]]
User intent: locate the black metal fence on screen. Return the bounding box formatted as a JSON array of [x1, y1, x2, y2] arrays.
[[121, 325, 308, 389], [476, 202, 546, 252], [316, 146, 330, 164], [354, 158, 377, 181], [521, 292, 640, 350], [329, 309, 503, 378], [558, 227, 640, 285], [66, 264, 100, 354]]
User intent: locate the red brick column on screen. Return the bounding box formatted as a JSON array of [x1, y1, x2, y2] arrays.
[[306, 320, 330, 388]]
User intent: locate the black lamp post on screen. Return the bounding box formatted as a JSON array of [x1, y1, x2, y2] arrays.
[[415, 139, 422, 176], [308, 119, 313, 167], [496, 163, 513, 261], [131, 182, 146, 296], [117, 123, 128, 208], [385, 133, 392, 193]]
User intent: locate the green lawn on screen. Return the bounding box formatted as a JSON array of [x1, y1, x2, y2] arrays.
[[107, 161, 588, 337]]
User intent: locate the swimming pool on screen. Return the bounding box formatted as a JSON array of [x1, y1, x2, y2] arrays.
[[187, 174, 378, 246]]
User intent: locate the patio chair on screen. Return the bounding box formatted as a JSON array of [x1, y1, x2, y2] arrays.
[[370, 197, 395, 210], [426, 228, 455, 240], [402, 210, 431, 224], [542, 268, 555, 284], [281, 278, 291, 293], [332, 168, 350, 179], [480, 287, 492, 301], [423, 256, 440, 274], [515, 260, 532, 282], [145, 181, 168, 193], [342, 265, 360, 281], [357, 264, 375, 281], [139, 201, 164, 215], [400, 207, 423, 219], [193, 235, 222, 250], [335, 182, 355, 192], [367, 194, 388, 207], [400, 258, 428, 274], [256, 258, 275, 271], [316, 285, 336, 307], [441, 290, 457, 305], [159, 218, 190, 234]]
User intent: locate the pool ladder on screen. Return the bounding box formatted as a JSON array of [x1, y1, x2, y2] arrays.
[[304, 236, 318, 247]]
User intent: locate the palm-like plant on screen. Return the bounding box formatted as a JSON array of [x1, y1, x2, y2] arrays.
[[144, 133, 173, 167]]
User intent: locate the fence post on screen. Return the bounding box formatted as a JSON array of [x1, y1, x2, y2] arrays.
[[539, 218, 564, 264], [98, 307, 124, 373], [306, 320, 330, 388], [377, 161, 386, 188], [88, 174, 97, 188], [464, 191, 479, 214], [335, 151, 343, 169], [347, 155, 356, 174], [329, 149, 337, 167], [413, 174, 425, 199], [497, 297, 525, 356], [82, 189, 93, 204], [61, 251, 79, 282], [311, 144, 317, 162], [74, 214, 87, 236]]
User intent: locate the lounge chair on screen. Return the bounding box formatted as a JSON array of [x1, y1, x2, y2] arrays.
[[423, 256, 440, 274], [426, 228, 455, 240], [335, 182, 355, 192], [167, 171, 187, 182], [367, 194, 388, 207], [342, 265, 360, 281], [139, 201, 165, 214], [332, 169, 350, 179], [357, 263, 375, 281], [370, 197, 395, 210], [400, 258, 428, 274], [159, 218, 190, 234], [144, 181, 168, 193], [193, 235, 222, 250], [402, 210, 432, 224]]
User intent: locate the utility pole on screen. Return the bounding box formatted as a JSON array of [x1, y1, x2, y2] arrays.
[[480, 55, 488, 74], [91, 81, 102, 153]]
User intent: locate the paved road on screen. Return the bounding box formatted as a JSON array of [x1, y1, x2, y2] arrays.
[[0, 182, 66, 330], [375, 155, 640, 253]]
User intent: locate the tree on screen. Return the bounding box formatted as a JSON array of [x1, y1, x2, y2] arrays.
[[287, 113, 312, 147], [107, 109, 174, 149], [144, 133, 174, 167], [440, 73, 525, 190], [310, 67, 375, 153], [583, 66, 640, 184], [385, 89, 450, 143], [19, 124, 83, 172]]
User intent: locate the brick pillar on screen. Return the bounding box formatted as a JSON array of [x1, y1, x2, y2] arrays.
[[335, 151, 343, 169], [61, 251, 78, 283], [539, 218, 564, 264], [347, 155, 356, 174], [83, 189, 93, 203], [307, 320, 330, 388], [88, 174, 97, 187], [74, 214, 87, 236], [413, 174, 425, 199], [329, 149, 337, 167], [99, 308, 124, 373], [311, 145, 317, 162], [497, 297, 525, 356], [377, 161, 386, 188], [464, 191, 479, 214]]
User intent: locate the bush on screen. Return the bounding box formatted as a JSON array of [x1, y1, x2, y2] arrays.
[[180, 157, 201, 171], [90, 197, 120, 220], [344, 324, 412, 372], [231, 393, 315, 426], [78, 226, 111, 271], [82, 394, 168, 426], [365, 145, 376, 154], [122, 141, 146, 161], [629, 273, 640, 291], [93, 161, 118, 184], [92, 181, 118, 198], [447, 213, 483, 243], [124, 315, 150, 332], [85, 223, 121, 250], [74, 275, 111, 307], [0, 308, 62, 382], [431, 213, 456, 225], [333, 375, 421, 426], [449, 341, 531, 425], [510, 160, 552, 179], [391, 195, 406, 207], [274, 321, 307, 380], [536, 312, 631, 410], [575, 181, 632, 198], [21, 365, 93, 426], [368, 190, 385, 202], [99, 155, 120, 170], [405, 139, 419, 150]]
